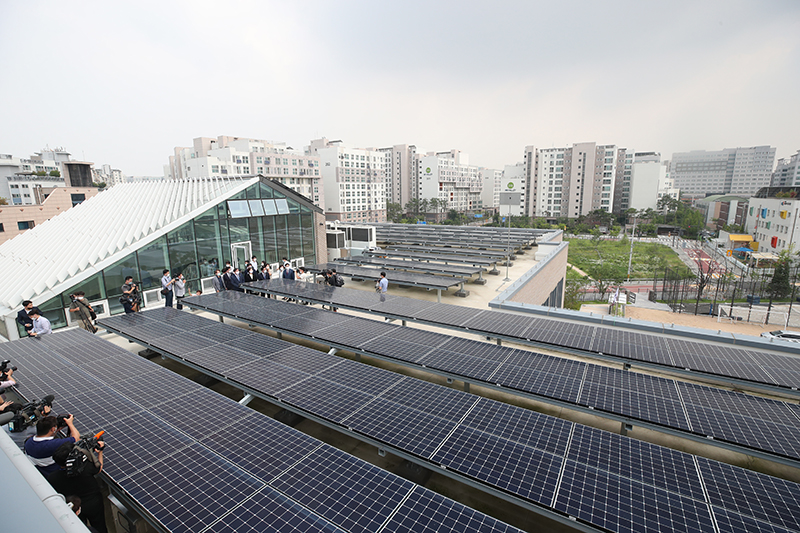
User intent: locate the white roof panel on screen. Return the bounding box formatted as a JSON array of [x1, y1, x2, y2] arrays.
[[0, 177, 256, 311]]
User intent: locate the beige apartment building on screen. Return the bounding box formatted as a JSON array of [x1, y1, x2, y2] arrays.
[[0, 186, 99, 244]]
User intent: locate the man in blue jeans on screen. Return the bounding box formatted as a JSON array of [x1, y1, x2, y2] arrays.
[[161, 269, 175, 307]]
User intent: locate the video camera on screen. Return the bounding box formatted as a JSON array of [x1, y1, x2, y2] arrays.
[[0, 360, 17, 381], [7, 394, 67, 433], [65, 430, 105, 477]]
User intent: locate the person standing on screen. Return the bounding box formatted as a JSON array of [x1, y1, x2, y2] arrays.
[[120, 277, 140, 313], [161, 269, 175, 307], [376, 271, 388, 294], [16, 300, 34, 336], [69, 292, 97, 333], [24, 415, 80, 476], [212, 269, 225, 293], [174, 273, 186, 310], [28, 308, 52, 336], [229, 268, 243, 291], [49, 440, 108, 533], [282, 262, 295, 280]]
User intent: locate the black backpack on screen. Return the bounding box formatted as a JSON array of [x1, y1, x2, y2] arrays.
[[334, 274, 345, 287]]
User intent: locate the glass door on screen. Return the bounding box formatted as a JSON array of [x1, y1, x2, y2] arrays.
[[231, 241, 252, 270]]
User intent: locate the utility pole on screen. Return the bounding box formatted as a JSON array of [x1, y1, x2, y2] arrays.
[[504, 209, 512, 282]]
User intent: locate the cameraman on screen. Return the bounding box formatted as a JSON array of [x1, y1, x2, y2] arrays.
[[69, 291, 97, 333], [24, 414, 80, 476], [49, 440, 107, 533], [119, 276, 140, 314], [0, 367, 21, 415]]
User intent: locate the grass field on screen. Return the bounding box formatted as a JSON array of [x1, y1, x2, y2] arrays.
[[566, 238, 692, 280]]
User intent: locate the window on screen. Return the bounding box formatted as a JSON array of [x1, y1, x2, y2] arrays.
[[18, 220, 34, 230], [70, 193, 86, 207], [0, 223, 3, 232]]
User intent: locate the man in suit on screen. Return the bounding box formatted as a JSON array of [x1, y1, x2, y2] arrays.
[[16, 300, 34, 336], [229, 268, 244, 292], [212, 269, 225, 293]]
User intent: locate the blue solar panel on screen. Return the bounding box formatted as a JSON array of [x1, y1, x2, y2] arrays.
[[360, 336, 433, 363], [182, 344, 261, 375], [205, 412, 324, 484], [697, 457, 800, 532], [431, 425, 563, 505], [380, 379, 479, 422], [278, 376, 375, 423], [225, 359, 310, 396], [554, 459, 716, 533], [491, 363, 583, 402], [210, 487, 344, 533], [270, 445, 415, 533], [346, 397, 458, 459], [418, 349, 504, 381], [120, 443, 266, 533], [316, 360, 406, 396]]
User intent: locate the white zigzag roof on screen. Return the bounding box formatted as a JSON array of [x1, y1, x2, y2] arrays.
[[0, 176, 257, 313]]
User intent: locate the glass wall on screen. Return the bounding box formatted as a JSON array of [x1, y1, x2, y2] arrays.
[[25, 179, 319, 335]]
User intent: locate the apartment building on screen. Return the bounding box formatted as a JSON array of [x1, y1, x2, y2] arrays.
[[479, 167, 503, 212], [308, 138, 387, 223], [746, 189, 800, 254], [416, 150, 483, 214], [167, 136, 323, 208], [671, 146, 776, 196], [0, 148, 70, 203], [377, 144, 416, 209], [771, 150, 800, 187]]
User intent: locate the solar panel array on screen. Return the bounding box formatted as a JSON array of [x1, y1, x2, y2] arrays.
[[184, 291, 800, 465], [307, 263, 466, 289], [364, 249, 498, 267], [335, 256, 484, 277], [99, 307, 800, 533], [3, 330, 522, 533], [253, 279, 800, 392], [386, 244, 510, 259]]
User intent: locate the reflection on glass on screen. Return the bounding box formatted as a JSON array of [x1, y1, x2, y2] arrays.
[[262, 199, 277, 215], [248, 199, 265, 216], [228, 200, 251, 218], [275, 198, 290, 214]]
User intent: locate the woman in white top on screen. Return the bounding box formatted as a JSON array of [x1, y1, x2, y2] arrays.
[[174, 273, 187, 310]]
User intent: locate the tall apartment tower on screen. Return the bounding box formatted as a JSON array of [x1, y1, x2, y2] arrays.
[[308, 138, 387, 223], [377, 144, 416, 208], [771, 150, 800, 187], [671, 146, 776, 196], [167, 136, 323, 208], [528, 143, 619, 218], [416, 150, 483, 214]]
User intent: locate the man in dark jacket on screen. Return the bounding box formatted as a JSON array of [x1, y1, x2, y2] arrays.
[[48, 441, 108, 533]]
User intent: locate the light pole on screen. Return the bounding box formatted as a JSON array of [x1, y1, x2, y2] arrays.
[[627, 216, 637, 281], [504, 208, 512, 282]]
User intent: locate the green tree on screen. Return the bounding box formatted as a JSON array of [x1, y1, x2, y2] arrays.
[[92, 181, 107, 188], [49, 169, 61, 177], [0, 197, 8, 205], [591, 263, 626, 300], [564, 277, 589, 310], [404, 198, 420, 217], [386, 202, 403, 223]]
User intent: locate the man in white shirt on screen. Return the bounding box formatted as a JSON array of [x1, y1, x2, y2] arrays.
[[28, 308, 52, 336]]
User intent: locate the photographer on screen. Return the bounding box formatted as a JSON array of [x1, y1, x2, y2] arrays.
[[120, 276, 140, 314], [69, 291, 97, 333], [174, 272, 186, 310], [25, 414, 80, 476], [49, 439, 108, 533]]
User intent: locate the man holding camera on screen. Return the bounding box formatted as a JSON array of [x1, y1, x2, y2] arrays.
[[120, 276, 140, 314], [49, 438, 107, 533], [69, 291, 97, 333], [25, 414, 81, 476]]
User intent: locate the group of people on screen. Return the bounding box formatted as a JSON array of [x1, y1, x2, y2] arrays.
[[25, 411, 108, 532]]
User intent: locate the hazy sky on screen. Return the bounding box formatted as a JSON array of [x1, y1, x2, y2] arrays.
[[1, 1, 798, 176]]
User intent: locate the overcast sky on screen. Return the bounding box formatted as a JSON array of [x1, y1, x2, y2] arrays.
[[1, 1, 798, 176]]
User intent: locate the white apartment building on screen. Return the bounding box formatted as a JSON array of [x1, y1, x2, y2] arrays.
[[479, 167, 503, 212], [0, 148, 69, 203], [529, 142, 620, 218], [613, 151, 674, 212], [167, 136, 323, 208], [93, 164, 126, 187], [377, 144, 416, 209], [671, 146, 776, 196], [771, 150, 800, 187], [747, 195, 800, 254], [417, 150, 483, 214], [308, 138, 387, 223]]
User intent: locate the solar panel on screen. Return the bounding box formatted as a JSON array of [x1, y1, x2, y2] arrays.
[[278, 376, 375, 423], [359, 336, 434, 363], [182, 344, 261, 374], [269, 345, 342, 374], [270, 446, 415, 533], [316, 360, 406, 396], [345, 397, 459, 459], [379, 379, 479, 422], [120, 443, 266, 532], [431, 424, 564, 505], [225, 359, 310, 396], [419, 349, 505, 381]]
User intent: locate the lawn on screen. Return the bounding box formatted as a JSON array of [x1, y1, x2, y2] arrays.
[[566, 238, 692, 280]]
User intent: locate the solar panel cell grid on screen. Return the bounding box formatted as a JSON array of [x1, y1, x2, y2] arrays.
[[418, 349, 505, 381], [120, 443, 266, 533], [380, 379, 479, 422], [579, 381, 691, 429], [359, 336, 434, 363], [224, 359, 310, 396], [413, 304, 481, 326], [345, 397, 458, 459], [431, 425, 563, 505], [182, 345, 260, 375], [270, 446, 415, 533], [316, 360, 406, 396], [491, 364, 583, 402], [278, 376, 375, 423], [268, 345, 342, 374]]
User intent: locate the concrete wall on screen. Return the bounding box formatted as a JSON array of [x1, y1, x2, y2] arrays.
[[314, 210, 328, 263], [0, 187, 99, 244], [491, 235, 568, 307]]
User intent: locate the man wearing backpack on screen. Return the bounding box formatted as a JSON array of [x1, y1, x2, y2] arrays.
[[331, 268, 345, 287]]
